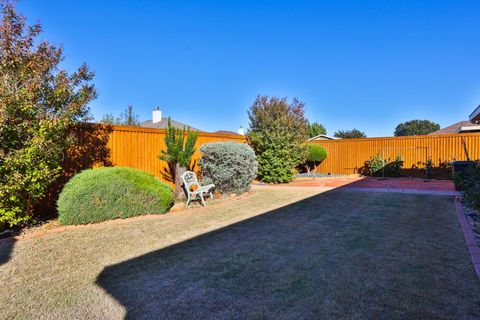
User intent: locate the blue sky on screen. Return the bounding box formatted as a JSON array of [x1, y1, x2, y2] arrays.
[[18, 0, 480, 136]]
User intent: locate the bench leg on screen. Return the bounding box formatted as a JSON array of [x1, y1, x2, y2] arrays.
[[200, 193, 206, 207], [186, 193, 191, 208]]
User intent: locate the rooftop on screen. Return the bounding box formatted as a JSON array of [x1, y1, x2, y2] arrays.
[[470, 105, 480, 123], [141, 118, 202, 131], [429, 120, 475, 135]]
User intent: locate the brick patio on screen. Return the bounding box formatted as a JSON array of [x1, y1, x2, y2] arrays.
[[255, 176, 458, 195]]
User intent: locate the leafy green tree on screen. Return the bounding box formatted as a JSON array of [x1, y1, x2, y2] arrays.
[[247, 95, 309, 183], [334, 129, 366, 139], [394, 119, 440, 136], [101, 105, 140, 126], [159, 118, 198, 199], [304, 144, 328, 173], [0, 2, 96, 226], [308, 121, 327, 138]]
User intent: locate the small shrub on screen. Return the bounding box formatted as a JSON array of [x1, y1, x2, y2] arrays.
[[388, 155, 404, 177], [257, 148, 299, 183], [363, 154, 386, 176], [304, 144, 328, 172], [362, 154, 404, 177], [454, 165, 480, 210], [57, 167, 174, 225], [199, 142, 258, 194]]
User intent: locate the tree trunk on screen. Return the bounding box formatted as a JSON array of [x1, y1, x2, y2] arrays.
[[175, 164, 186, 200]]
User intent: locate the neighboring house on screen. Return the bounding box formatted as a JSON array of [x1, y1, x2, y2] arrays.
[[429, 105, 480, 134], [308, 134, 340, 141], [470, 105, 480, 123], [214, 130, 243, 136], [141, 107, 202, 131], [429, 120, 478, 135]]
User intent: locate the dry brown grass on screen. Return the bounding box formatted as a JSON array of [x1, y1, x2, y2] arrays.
[[1, 188, 479, 319]]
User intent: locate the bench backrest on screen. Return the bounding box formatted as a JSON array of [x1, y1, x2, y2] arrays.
[[180, 171, 199, 192]]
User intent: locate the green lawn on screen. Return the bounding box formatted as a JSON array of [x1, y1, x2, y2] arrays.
[[1, 188, 479, 319]]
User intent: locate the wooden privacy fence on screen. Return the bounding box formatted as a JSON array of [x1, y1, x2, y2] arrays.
[[65, 124, 246, 185], [310, 133, 480, 178], [67, 125, 480, 182]]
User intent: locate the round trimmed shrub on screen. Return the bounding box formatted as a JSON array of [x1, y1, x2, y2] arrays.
[[302, 144, 328, 173], [199, 142, 258, 194], [57, 167, 174, 225], [307, 144, 327, 163]]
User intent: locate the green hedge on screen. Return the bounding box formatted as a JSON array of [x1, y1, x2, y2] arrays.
[[57, 167, 174, 225], [453, 165, 480, 210]]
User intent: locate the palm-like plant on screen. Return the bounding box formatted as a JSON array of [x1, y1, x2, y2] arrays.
[[159, 118, 198, 198]]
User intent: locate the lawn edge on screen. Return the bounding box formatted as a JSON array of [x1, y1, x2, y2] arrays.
[[0, 191, 254, 246], [455, 196, 480, 278]]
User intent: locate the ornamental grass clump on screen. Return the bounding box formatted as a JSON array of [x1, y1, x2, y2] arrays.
[[57, 167, 174, 225], [199, 142, 258, 194]]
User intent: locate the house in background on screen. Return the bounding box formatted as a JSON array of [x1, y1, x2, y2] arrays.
[[214, 130, 243, 136], [142, 107, 245, 135], [429, 105, 480, 135], [308, 134, 340, 141], [429, 120, 477, 135], [141, 107, 203, 131], [470, 105, 480, 123]]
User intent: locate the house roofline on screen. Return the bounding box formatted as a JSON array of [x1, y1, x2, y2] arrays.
[[307, 134, 340, 141], [469, 105, 480, 122]]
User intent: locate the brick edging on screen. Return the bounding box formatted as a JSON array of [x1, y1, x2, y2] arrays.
[[455, 196, 480, 278]]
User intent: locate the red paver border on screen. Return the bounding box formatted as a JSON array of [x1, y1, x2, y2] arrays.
[[455, 196, 480, 278]]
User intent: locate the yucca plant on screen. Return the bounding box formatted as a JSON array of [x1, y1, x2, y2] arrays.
[[159, 118, 198, 199]]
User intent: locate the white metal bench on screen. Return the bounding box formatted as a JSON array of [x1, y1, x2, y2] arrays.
[[180, 171, 215, 207]]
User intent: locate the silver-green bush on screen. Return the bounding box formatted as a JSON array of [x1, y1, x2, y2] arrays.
[[199, 142, 258, 194]]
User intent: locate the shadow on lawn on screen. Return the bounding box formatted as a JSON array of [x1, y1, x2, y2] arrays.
[[95, 185, 480, 319], [96, 191, 329, 319], [0, 239, 15, 266]]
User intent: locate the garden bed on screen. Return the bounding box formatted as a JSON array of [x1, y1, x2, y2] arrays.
[[464, 203, 480, 246]]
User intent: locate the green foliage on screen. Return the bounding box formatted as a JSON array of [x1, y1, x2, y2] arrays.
[[101, 105, 140, 126], [363, 154, 385, 176], [159, 118, 198, 168], [394, 120, 440, 136], [159, 118, 198, 198], [389, 155, 405, 177], [308, 121, 327, 138], [199, 142, 258, 194], [247, 95, 309, 183], [334, 129, 366, 139], [57, 167, 174, 225], [304, 144, 328, 172], [362, 154, 404, 177], [257, 149, 301, 183], [453, 165, 480, 210], [307, 144, 328, 162], [0, 3, 96, 226]]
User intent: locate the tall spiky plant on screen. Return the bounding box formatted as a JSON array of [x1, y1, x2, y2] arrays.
[[159, 118, 198, 199]]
